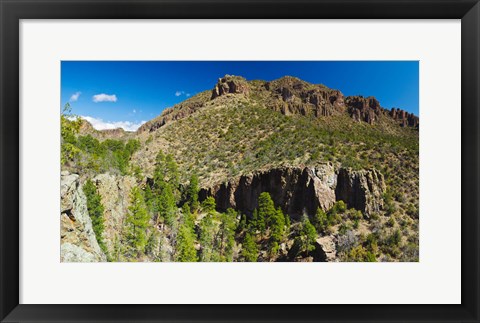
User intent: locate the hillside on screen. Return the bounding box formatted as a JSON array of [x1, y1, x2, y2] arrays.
[[61, 75, 419, 263]]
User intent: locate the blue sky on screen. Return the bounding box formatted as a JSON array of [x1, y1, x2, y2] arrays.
[[61, 61, 419, 131]]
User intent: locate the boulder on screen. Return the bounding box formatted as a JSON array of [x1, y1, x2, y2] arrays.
[[314, 236, 337, 262]]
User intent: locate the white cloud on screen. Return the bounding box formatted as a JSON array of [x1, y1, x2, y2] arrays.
[[81, 116, 146, 132], [92, 93, 117, 103], [133, 109, 136, 114], [175, 91, 184, 97], [186, 93, 191, 97], [70, 92, 81, 102]]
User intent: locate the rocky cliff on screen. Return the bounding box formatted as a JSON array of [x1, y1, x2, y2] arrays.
[[91, 173, 136, 254], [60, 172, 107, 262], [199, 165, 385, 219]]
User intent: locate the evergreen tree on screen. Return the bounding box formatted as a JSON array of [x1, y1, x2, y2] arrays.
[[215, 209, 236, 262], [300, 216, 318, 255], [199, 214, 215, 261], [175, 224, 198, 262], [182, 203, 195, 231], [187, 174, 200, 212], [237, 213, 247, 234], [312, 207, 328, 233], [153, 151, 180, 199], [257, 192, 276, 231], [156, 180, 176, 226], [83, 179, 107, 254], [125, 187, 151, 257], [201, 196, 216, 213], [241, 232, 258, 262], [270, 207, 286, 244]]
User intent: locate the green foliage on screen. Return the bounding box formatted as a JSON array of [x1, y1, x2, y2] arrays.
[[347, 245, 377, 262], [156, 180, 176, 226], [175, 224, 198, 262], [124, 187, 151, 257], [270, 207, 285, 244], [60, 103, 82, 164], [186, 174, 200, 212], [241, 232, 258, 262], [383, 191, 397, 216], [201, 196, 216, 213], [297, 216, 318, 255], [214, 209, 236, 262], [199, 213, 215, 261], [154, 151, 180, 197], [312, 207, 328, 233], [83, 179, 107, 256]]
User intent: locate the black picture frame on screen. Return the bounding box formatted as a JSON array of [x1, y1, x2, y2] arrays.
[[1, 0, 479, 322]]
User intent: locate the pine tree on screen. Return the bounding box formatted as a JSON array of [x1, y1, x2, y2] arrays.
[[312, 207, 328, 233], [199, 214, 215, 261], [270, 207, 286, 244], [257, 192, 276, 231], [241, 232, 258, 262], [187, 174, 200, 212], [83, 179, 107, 254], [125, 187, 151, 257], [156, 180, 176, 226], [175, 224, 198, 262], [215, 209, 236, 262], [301, 216, 318, 255], [201, 196, 216, 213]]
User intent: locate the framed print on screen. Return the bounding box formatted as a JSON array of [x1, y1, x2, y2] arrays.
[[1, 0, 479, 322]]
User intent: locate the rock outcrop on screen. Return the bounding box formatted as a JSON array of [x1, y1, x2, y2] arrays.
[[211, 75, 250, 99], [389, 107, 419, 128], [265, 76, 345, 117], [345, 96, 383, 125], [60, 172, 106, 262], [335, 168, 386, 216], [199, 165, 385, 219], [314, 236, 337, 262], [92, 173, 137, 254], [199, 165, 336, 220]]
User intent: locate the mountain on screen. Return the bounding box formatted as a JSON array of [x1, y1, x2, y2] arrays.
[[62, 75, 419, 263]]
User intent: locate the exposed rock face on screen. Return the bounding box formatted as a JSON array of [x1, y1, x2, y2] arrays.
[[265, 76, 345, 117], [211, 75, 250, 99], [335, 168, 386, 216], [137, 91, 211, 134], [79, 119, 132, 140], [345, 96, 383, 125], [60, 172, 106, 262], [137, 75, 418, 134], [314, 236, 337, 262], [92, 173, 137, 254], [389, 107, 419, 128], [199, 164, 386, 219]]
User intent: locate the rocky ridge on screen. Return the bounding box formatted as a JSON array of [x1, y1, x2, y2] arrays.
[[133, 75, 418, 135]]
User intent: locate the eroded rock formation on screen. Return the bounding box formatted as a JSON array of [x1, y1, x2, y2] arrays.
[[389, 107, 419, 128], [211, 75, 250, 99]]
